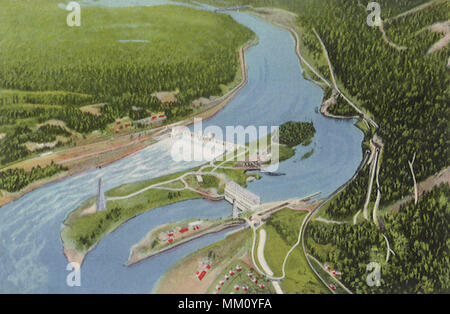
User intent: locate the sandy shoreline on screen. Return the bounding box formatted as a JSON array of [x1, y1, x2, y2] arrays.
[[64, 248, 85, 266]]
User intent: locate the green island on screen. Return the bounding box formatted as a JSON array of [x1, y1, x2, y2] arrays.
[[301, 149, 314, 160], [267, 120, 316, 162], [278, 121, 316, 148]]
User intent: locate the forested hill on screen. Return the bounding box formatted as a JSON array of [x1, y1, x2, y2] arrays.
[[0, 1, 254, 167], [203, 0, 449, 204]]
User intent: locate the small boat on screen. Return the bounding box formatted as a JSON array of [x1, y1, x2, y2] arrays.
[[265, 172, 285, 177]]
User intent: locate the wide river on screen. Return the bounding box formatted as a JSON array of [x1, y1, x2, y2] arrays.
[[0, 0, 363, 293]]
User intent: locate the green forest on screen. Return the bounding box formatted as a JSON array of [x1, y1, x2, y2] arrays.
[[203, 0, 449, 205], [0, 0, 254, 167], [279, 121, 316, 147], [307, 183, 449, 293], [199, 0, 449, 293], [0, 161, 67, 192]]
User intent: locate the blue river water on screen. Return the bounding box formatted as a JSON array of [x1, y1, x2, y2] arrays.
[[0, 1, 363, 293]]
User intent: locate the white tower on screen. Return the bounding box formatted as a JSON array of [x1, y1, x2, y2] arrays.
[[96, 177, 107, 211], [232, 199, 239, 219]]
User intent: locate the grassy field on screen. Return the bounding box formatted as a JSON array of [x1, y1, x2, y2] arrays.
[[105, 167, 200, 197], [263, 208, 328, 294], [209, 258, 275, 294], [62, 184, 201, 254]]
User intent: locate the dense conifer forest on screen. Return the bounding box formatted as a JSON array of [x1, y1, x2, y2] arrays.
[[201, 0, 449, 293]]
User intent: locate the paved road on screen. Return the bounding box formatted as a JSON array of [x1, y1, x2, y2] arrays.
[[257, 229, 274, 277], [364, 149, 379, 220]]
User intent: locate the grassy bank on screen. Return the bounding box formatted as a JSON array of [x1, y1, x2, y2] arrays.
[[263, 208, 328, 293], [61, 168, 203, 259]]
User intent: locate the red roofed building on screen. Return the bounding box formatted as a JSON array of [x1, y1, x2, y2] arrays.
[[198, 270, 206, 281], [179, 226, 189, 233], [234, 285, 240, 291], [205, 265, 211, 270], [260, 284, 265, 289]]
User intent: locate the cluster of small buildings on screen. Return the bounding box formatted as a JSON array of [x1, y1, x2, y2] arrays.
[[196, 263, 211, 281], [247, 272, 265, 289], [133, 112, 166, 126], [215, 264, 243, 293], [214, 267, 266, 293], [323, 264, 342, 277], [164, 221, 204, 245], [114, 120, 131, 134]]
